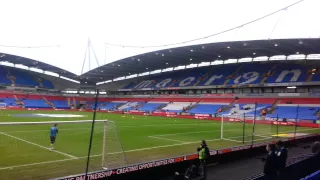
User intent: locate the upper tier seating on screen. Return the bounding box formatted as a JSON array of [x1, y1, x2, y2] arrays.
[[0, 66, 54, 89], [122, 63, 320, 90]]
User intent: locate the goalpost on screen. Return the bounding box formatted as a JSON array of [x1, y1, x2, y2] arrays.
[[0, 102, 6, 109], [220, 114, 273, 144], [0, 120, 127, 173]]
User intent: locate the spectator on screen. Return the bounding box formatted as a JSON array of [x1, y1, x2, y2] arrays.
[[263, 144, 278, 180], [275, 140, 288, 176]]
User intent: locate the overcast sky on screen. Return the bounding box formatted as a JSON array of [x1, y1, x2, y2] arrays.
[[0, 0, 319, 75]]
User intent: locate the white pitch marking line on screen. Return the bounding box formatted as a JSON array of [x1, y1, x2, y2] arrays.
[[153, 129, 238, 137], [148, 136, 186, 143], [0, 132, 77, 159]]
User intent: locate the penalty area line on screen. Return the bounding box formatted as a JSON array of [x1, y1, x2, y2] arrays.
[[0, 132, 77, 159]]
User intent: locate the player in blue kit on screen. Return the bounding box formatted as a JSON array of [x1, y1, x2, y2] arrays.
[[50, 124, 58, 150]]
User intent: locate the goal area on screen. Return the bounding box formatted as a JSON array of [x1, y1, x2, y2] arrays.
[[0, 120, 127, 179], [220, 114, 274, 144]]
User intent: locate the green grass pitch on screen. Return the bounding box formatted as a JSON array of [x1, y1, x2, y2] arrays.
[[0, 110, 319, 180]]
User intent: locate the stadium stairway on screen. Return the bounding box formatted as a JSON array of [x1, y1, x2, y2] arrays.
[[162, 102, 197, 112], [223, 65, 243, 85], [221, 98, 238, 113], [138, 102, 167, 112], [193, 73, 209, 86], [269, 99, 281, 113], [259, 64, 277, 84], [6, 75, 16, 86], [183, 100, 201, 112], [42, 96, 54, 108], [35, 78, 44, 88], [261, 99, 281, 115], [187, 103, 224, 114]]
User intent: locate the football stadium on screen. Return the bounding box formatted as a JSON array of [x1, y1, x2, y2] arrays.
[[1, 0, 320, 180]]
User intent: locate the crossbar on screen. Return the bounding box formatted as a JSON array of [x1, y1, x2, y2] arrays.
[[0, 120, 108, 126]]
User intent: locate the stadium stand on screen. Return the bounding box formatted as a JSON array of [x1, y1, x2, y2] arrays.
[[121, 63, 320, 90], [0, 66, 54, 89]]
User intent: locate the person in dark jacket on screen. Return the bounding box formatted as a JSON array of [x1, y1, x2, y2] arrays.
[[275, 140, 288, 175], [264, 144, 278, 180]]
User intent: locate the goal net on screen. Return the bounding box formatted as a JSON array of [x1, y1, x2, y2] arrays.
[[221, 114, 273, 144], [0, 120, 127, 180], [0, 102, 6, 109]]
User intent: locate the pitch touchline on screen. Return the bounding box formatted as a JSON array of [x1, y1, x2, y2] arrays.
[[0, 132, 77, 159]]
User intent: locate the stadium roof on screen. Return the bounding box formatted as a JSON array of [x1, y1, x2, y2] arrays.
[[81, 38, 320, 84], [0, 53, 79, 81]]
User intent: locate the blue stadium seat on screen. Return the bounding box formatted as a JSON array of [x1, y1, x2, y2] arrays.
[[188, 104, 222, 114], [0, 98, 16, 106], [122, 63, 320, 90], [23, 99, 50, 108], [270, 106, 319, 120]]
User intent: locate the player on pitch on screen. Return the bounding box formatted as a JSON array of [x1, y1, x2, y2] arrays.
[[50, 124, 58, 150]]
